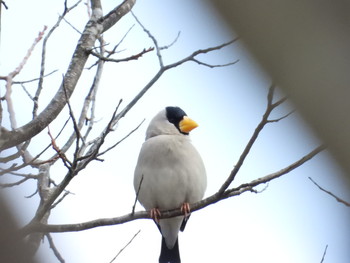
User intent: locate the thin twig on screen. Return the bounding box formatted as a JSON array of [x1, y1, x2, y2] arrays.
[[87, 24, 136, 69], [51, 191, 72, 210], [33, 0, 82, 118], [8, 26, 47, 80], [25, 189, 38, 199], [11, 70, 58, 85], [191, 58, 239, 68], [267, 110, 295, 123], [0, 177, 31, 188], [46, 233, 65, 263], [0, 162, 31, 176], [75, 101, 122, 171], [28, 117, 71, 167], [59, 58, 103, 157], [90, 47, 154, 63], [63, 17, 82, 34], [309, 177, 350, 207], [62, 77, 83, 168], [5, 26, 47, 129], [98, 119, 145, 157], [1, 1, 8, 9], [160, 31, 181, 50], [81, 36, 105, 145], [0, 140, 30, 163], [109, 230, 141, 263], [0, 170, 38, 178], [131, 11, 164, 67], [47, 126, 72, 169], [107, 24, 135, 55], [320, 244, 328, 263], [162, 39, 239, 70], [20, 84, 35, 101]]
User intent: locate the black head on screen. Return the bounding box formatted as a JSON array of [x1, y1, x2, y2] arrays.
[[166, 106, 188, 135]]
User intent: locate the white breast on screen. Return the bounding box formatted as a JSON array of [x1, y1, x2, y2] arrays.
[[134, 134, 207, 211]]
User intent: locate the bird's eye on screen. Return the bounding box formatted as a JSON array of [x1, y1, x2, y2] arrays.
[[166, 106, 187, 126]]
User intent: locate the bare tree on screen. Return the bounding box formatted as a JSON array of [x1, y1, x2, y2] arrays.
[[0, 1, 325, 262]]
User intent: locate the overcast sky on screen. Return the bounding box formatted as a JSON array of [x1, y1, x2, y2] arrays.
[[1, 1, 349, 262]]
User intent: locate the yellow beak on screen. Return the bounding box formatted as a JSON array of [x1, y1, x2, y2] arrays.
[[179, 116, 199, 133]]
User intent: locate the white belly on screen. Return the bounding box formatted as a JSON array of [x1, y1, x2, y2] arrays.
[[134, 134, 207, 211]]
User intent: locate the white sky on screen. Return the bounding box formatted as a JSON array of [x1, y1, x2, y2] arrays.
[[1, 1, 350, 262]]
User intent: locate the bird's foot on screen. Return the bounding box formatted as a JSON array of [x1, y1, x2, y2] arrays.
[[150, 208, 161, 223], [180, 202, 191, 217]]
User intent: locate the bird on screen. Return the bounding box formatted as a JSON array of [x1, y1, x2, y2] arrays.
[[134, 106, 207, 263]]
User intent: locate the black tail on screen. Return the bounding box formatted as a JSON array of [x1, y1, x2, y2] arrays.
[[159, 237, 181, 263]]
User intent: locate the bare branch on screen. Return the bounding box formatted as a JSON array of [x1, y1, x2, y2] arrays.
[[163, 39, 239, 70], [97, 118, 145, 157], [10, 70, 58, 85], [22, 145, 325, 234], [4, 26, 47, 130], [80, 43, 103, 142], [109, 230, 141, 263], [0, 140, 30, 163], [47, 126, 72, 169], [131, 11, 164, 67], [106, 24, 135, 55], [51, 191, 72, 210], [62, 78, 83, 166], [0, 162, 31, 176], [0, 177, 31, 188], [160, 31, 181, 50], [0, 0, 135, 151], [0, 170, 38, 179], [225, 145, 327, 197], [113, 40, 238, 125], [26, 116, 71, 167], [58, 38, 105, 159], [34, 0, 82, 119], [7, 6, 324, 259], [22, 101, 123, 230], [0, 3, 236, 152], [20, 84, 35, 101], [309, 177, 350, 207], [90, 47, 154, 63], [101, 0, 136, 33], [131, 13, 237, 70], [191, 58, 239, 68], [320, 244, 328, 263], [7, 26, 47, 80], [63, 17, 82, 34], [25, 189, 39, 199], [46, 233, 65, 263], [267, 110, 295, 123], [217, 84, 281, 195], [25, 169, 75, 230], [75, 100, 122, 166], [24, 164, 52, 256], [87, 24, 135, 69], [1, 1, 8, 9]]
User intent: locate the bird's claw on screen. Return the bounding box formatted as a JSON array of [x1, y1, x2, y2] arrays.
[[181, 202, 191, 217], [150, 208, 161, 223]]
